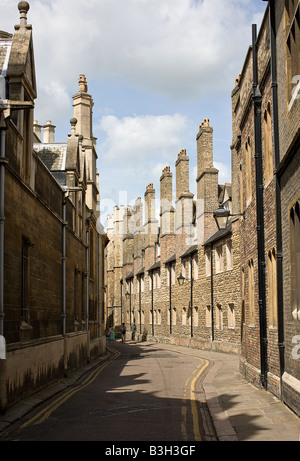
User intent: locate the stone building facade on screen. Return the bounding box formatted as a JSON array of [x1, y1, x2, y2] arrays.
[[269, 0, 300, 417], [0, 2, 106, 412], [231, 0, 300, 416], [105, 1, 300, 416], [231, 6, 280, 396], [105, 118, 241, 355]]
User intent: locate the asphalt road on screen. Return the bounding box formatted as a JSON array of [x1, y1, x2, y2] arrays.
[[1, 341, 217, 442]]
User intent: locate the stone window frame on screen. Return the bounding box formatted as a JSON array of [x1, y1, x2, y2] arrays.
[[263, 101, 274, 185], [248, 259, 255, 325], [193, 254, 198, 280], [193, 306, 199, 327], [267, 247, 278, 328], [245, 137, 252, 206], [290, 198, 300, 321], [167, 263, 176, 286], [206, 305, 211, 327], [205, 249, 211, 277], [239, 163, 244, 214], [228, 303, 235, 330], [216, 303, 223, 330], [182, 307, 187, 326], [173, 307, 177, 326], [215, 244, 224, 274], [225, 238, 233, 271], [157, 309, 162, 325], [284, 0, 300, 109]]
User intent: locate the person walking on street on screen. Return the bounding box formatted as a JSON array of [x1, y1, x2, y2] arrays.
[[121, 323, 126, 343], [108, 326, 115, 343], [131, 322, 136, 341]]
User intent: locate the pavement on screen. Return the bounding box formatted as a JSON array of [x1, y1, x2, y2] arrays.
[[0, 340, 300, 442]]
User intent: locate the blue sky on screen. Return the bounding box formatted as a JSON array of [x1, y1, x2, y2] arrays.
[[2, 0, 267, 225]]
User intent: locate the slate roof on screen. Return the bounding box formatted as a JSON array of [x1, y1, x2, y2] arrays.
[[34, 143, 67, 171]]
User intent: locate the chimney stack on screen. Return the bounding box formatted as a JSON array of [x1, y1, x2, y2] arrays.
[[43, 120, 55, 143]]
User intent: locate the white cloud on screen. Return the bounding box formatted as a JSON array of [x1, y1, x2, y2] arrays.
[[1, 0, 266, 102], [98, 112, 193, 204], [1, 0, 263, 203], [214, 161, 231, 184], [100, 113, 189, 166]]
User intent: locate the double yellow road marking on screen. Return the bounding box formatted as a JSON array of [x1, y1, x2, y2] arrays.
[[181, 358, 210, 441], [20, 347, 120, 430]]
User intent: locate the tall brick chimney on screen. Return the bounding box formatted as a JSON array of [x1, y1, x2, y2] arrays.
[[196, 118, 219, 241], [175, 149, 194, 237], [160, 166, 174, 235], [144, 183, 158, 247]]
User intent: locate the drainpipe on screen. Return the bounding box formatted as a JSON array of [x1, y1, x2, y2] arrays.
[[0, 127, 7, 337], [85, 220, 90, 331], [129, 278, 132, 327], [252, 24, 268, 390], [139, 277, 142, 336], [190, 255, 193, 338], [268, 0, 285, 390], [120, 279, 123, 325], [210, 243, 215, 343], [98, 233, 101, 338], [169, 265, 172, 335], [151, 272, 154, 337], [62, 197, 67, 335]]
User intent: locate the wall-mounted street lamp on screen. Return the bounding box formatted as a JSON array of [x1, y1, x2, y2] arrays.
[[213, 203, 245, 231], [177, 273, 185, 286], [125, 285, 132, 326]]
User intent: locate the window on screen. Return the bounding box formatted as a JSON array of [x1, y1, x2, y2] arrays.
[[149, 310, 153, 325], [263, 103, 274, 184], [167, 263, 176, 286], [290, 200, 300, 320], [216, 304, 223, 330], [239, 164, 244, 214], [156, 270, 161, 289], [228, 303, 235, 329], [173, 307, 177, 325], [89, 230, 94, 278], [141, 275, 144, 293], [194, 307, 198, 327], [157, 309, 161, 325], [193, 254, 198, 279], [172, 263, 176, 285], [248, 259, 255, 324], [242, 267, 245, 326], [182, 260, 187, 279], [285, 0, 300, 107], [226, 239, 233, 270], [245, 138, 252, 205], [215, 244, 223, 273], [182, 307, 187, 326], [206, 305, 211, 327], [205, 249, 211, 277], [267, 248, 278, 327]]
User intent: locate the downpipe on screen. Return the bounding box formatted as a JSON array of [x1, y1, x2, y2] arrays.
[[252, 24, 268, 390]]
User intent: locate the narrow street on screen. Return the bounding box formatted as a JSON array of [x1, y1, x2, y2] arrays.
[[0, 341, 217, 442]]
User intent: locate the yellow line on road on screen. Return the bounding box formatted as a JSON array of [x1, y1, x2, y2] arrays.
[[20, 347, 120, 429], [181, 358, 210, 441]]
